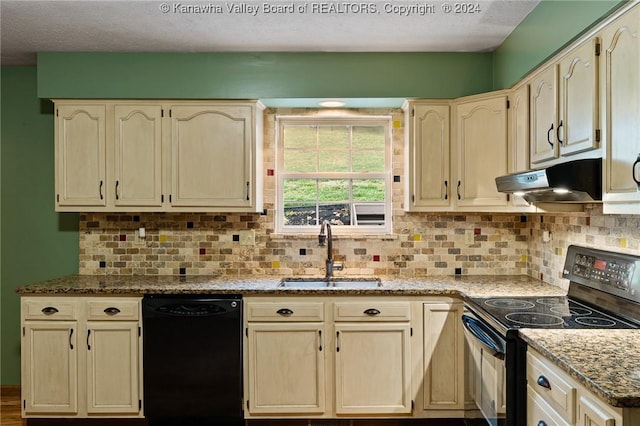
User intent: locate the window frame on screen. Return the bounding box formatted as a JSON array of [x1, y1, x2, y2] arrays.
[[275, 114, 393, 235]]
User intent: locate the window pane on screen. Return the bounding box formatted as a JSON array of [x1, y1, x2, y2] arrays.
[[318, 203, 351, 226], [353, 179, 385, 201], [319, 149, 350, 172], [318, 179, 348, 202], [284, 149, 317, 172], [284, 203, 318, 226], [352, 126, 384, 149], [318, 126, 349, 149], [284, 126, 317, 150], [283, 179, 317, 203], [353, 150, 385, 172]]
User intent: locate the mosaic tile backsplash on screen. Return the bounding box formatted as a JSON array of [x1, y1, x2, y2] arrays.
[[78, 108, 640, 288]]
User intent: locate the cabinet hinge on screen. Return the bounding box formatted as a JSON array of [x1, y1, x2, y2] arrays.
[[411, 108, 415, 117], [411, 400, 414, 410], [161, 194, 164, 203], [169, 109, 172, 118], [412, 194, 415, 203], [22, 327, 25, 337], [139, 400, 142, 410], [138, 326, 141, 337], [506, 99, 510, 109], [595, 129, 601, 142], [161, 109, 164, 118], [23, 400, 26, 409], [247, 400, 249, 409], [595, 42, 601, 56], [245, 327, 248, 337], [169, 195, 172, 203], [56, 194, 60, 203], [410, 327, 413, 336]]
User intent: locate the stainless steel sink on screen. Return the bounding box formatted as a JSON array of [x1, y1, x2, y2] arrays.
[[279, 277, 382, 288]]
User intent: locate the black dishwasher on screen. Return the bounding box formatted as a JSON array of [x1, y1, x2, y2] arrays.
[[142, 294, 243, 426]]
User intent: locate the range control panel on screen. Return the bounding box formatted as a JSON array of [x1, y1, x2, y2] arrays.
[[564, 245, 640, 302]]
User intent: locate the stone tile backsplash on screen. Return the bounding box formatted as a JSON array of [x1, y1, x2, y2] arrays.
[[78, 108, 640, 288]]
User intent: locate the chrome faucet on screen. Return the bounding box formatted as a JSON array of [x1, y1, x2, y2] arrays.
[[318, 221, 344, 278]]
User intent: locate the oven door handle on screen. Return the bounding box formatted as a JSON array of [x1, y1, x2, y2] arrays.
[[462, 314, 506, 360]]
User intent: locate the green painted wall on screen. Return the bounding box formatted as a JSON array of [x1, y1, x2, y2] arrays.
[[1, 67, 79, 385], [493, 0, 626, 89], [37, 52, 494, 100]]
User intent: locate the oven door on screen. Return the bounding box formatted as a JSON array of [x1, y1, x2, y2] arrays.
[[462, 309, 507, 426]]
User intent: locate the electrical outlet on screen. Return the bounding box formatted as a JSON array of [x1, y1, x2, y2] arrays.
[[239, 230, 255, 246]]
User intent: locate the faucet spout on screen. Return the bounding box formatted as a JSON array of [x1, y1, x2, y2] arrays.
[[318, 221, 343, 278]]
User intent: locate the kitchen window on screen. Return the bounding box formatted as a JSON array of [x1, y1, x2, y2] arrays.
[[275, 115, 392, 235]]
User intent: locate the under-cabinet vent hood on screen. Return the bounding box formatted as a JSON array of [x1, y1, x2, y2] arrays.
[[495, 158, 602, 203]]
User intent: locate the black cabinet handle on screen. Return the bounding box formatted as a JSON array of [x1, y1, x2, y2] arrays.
[[633, 154, 640, 190], [547, 123, 554, 147], [457, 180, 461, 200], [246, 182, 250, 201], [444, 180, 448, 200], [115, 181, 120, 200], [99, 180, 104, 200], [318, 330, 322, 352], [364, 308, 381, 316], [104, 307, 121, 315], [538, 421, 547, 426], [41, 306, 59, 315], [87, 330, 91, 350], [69, 328, 74, 350], [276, 308, 293, 316], [336, 331, 340, 352], [557, 120, 564, 145], [537, 375, 551, 389]]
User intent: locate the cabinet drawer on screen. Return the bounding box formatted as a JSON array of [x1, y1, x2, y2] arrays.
[[86, 299, 140, 320], [527, 385, 571, 426], [333, 301, 411, 321], [22, 298, 78, 320], [246, 301, 324, 321], [527, 351, 576, 423]]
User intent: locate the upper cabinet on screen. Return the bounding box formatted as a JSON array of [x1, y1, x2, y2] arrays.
[[54, 100, 264, 213], [601, 4, 640, 214], [529, 38, 601, 167]]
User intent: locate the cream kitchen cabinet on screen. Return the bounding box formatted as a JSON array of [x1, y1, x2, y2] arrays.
[[529, 38, 601, 167], [453, 92, 509, 209], [333, 300, 412, 415], [21, 297, 142, 418], [507, 83, 535, 210], [422, 300, 465, 413], [601, 4, 640, 214], [527, 348, 639, 426], [54, 100, 264, 213], [403, 100, 451, 210], [244, 299, 326, 415]]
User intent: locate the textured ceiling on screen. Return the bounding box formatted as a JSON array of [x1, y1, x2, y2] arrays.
[[1, 0, 540, 65]]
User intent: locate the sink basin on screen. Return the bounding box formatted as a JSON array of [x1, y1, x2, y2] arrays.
[[279, 277, 382, 288]]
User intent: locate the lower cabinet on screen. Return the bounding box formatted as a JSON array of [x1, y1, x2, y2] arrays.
[[21, 297, 142, 418], [527, 348, 638, 426]]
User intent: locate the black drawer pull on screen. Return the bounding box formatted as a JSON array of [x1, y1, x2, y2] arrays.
[[41, 306, 59, 315], [537, 375, 551, 389], [276, 308, 294, 316], [538, 421, 547, 426], [364, 308, 381, 315], [103, 307, 121, 315]]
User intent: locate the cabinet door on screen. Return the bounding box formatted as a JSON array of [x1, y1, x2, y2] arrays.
[[454, 95, 509, 208], [22, 321, 78, 415], [334, 323, 411, 415], [577, 395, 617, 426], [423, 303, 464, 410], [246, 323, 325, 414], [602, 5, 640, 208], [55, 105, 106, 208], [407, 103, 451, 209], [559, 38, 601, 156], [86, 321, 140, 414], [114, 105, 163, 207], [170, 104, 255, 208], [530, 65, 559, 164]]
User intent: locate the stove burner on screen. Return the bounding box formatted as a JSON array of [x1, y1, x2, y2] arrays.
[[550, 306, 592, 316], [575, 317, 617, 327], [505, 312, 564, 326], [484, 299, 535, 309], [536, 297, 567, 305]]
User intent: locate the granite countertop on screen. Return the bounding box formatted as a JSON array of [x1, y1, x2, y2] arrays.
[[520, 329, 640, 408], [15, 274, 566, 298]]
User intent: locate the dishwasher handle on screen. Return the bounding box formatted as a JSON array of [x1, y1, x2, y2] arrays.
[[462, 314, 506, 360]]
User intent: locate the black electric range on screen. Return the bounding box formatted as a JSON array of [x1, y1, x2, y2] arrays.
[[463, 245, 640, 426]]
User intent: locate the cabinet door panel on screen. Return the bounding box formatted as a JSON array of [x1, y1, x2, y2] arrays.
[[86, 322, 140, 414], [22, 321, 78, 415], [247, 323, 325, 414], [530, 66, 559, 164], [559, 39, 600, 156], [455, 96, 508, 208], [171, 105, 253, 208], [335, 323, 411, 414], [114, 105, 163, 207], [578, 395, 617, 426], [56, 105, 106, 207], [603, 6, 640, 206]]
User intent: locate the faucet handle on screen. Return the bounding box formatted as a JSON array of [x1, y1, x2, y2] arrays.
[[334, 262, 344, 271]]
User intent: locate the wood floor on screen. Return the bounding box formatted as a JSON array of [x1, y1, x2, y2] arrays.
[[1, 386, 25, 426]]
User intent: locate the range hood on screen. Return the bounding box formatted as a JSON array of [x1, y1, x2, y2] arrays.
[[495, 158, 602, 203]]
